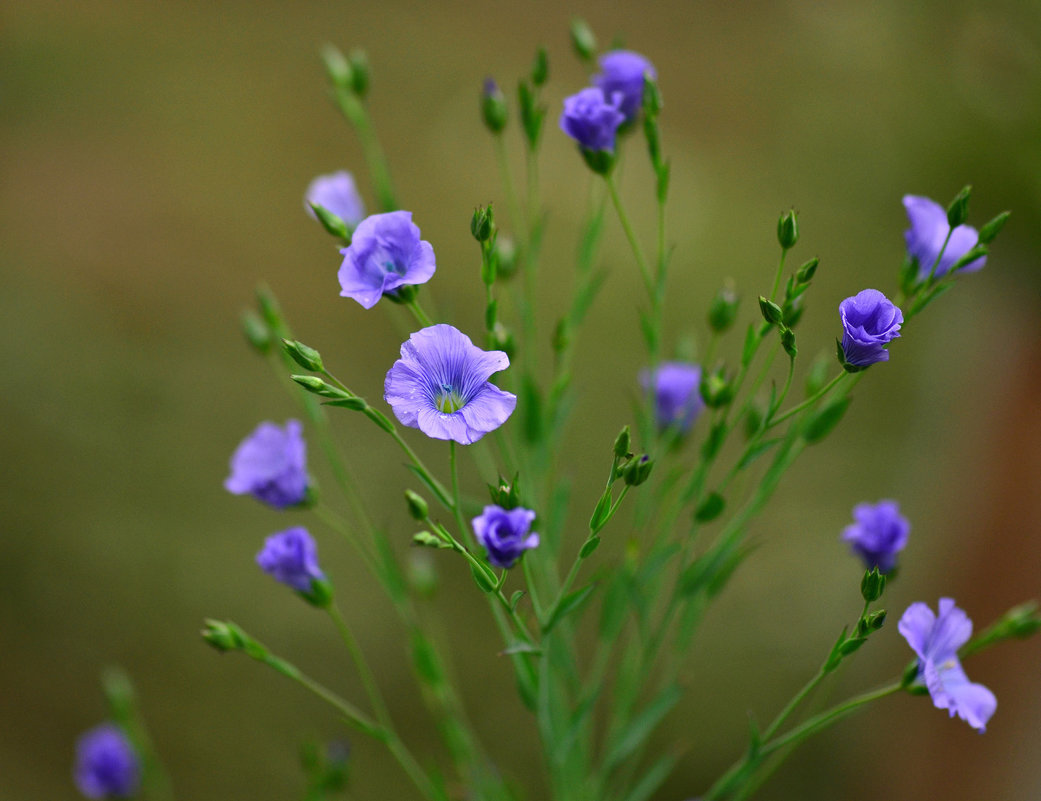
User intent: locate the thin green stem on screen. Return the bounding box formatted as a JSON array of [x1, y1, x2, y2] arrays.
[[769, 250, 787, 302], [605, 174, 654, 297], [328, 604, 393, 726], [768, 372, 845, 428], [406, 299, 435, 328]]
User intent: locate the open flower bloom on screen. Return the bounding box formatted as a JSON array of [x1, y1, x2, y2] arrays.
[[903, 195, 986, 280], [256, 527, 325, 593], [559, 87, 626, 152], [305, 170, 365, 228], [385, 324, 516, 444], [838, 289, 903, 367], [841, 499, 909, 573], [898, 598, 997, 732], [473, 505, 539, 568], [338, 211, 436, 309], [640, 362, 704, 433], [74, 723, 141, 799], [593, 50, 656, 122], [225, 420, 308, 509]]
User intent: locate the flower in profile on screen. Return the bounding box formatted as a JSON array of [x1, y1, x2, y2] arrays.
[[903, 195, 986, 280], [305, 171, 365, 228], [74, 723, 140, 799], [559, 87, 626, 153], [838, 289, 903, 368], [841, 500, 909, 573], [337, 211, 436, 309], [592, 50, 657, 121], [256, 526, 325, 593], [898, 598, 997, 732], [640, 362, 704, 433], [225, 420, 309, 509], [472, 505, 539, 568], [384, 324, 516, 445]]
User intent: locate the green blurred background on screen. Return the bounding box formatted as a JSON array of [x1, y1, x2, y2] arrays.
[[4, 1, 1041, 799]]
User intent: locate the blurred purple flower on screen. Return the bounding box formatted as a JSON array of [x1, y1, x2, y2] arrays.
[[593, 50, 656, 121], [640, 362, 704, 433], [839, 289, 903, 367], [559, 87, 625, 152], [903, 195, 986, 280], [305, 171, 365, 227], [385, 324, 516, 444], [256, 526, 325, 593], [473, 505, 539, 568], [225, 420, 308, 509], [74, 724, 140, 799], [841, 500, 909, 573], [338, 211, 436, 309], [899, 598, 997, 732]]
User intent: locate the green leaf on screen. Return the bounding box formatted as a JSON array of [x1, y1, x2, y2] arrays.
[[741, 323, 758, 366], [803, 396, 851, 443], [579, 535, 601, 559], [737, 437, 782, 471], [542, 583, 596, 635], [619, 753, 678, 801], [509, 590, 526, 611], [694, 491, 725, 523], [470, 564, 496, 593], [603, 684, 682, 773], [589, 488, 613, 532]]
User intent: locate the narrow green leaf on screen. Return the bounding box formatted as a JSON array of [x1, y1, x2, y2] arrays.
[[737, 437, 782, 471], [803, 396, 851, 443], [579, 535, 601, 559], [694, 491, 725, 523], [543, 583, 596, 634], [603, 684, 682, 773]]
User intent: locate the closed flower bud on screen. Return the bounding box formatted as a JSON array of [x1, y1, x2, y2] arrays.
[[282, 339, 324, 372], [777, 209, 799, 250], [780, 325, 797, 358], [613, 425, 632, 459], [946, 184, 972, 228], [480, 78, 508, 133], [623, 454, 654, 486], [471, 205, 495, 242], [977, 210, 1011, 245], [570, 17, 597, 61], [488, 474, 522, 509], [320, 44, 353, 90], [405, 489, 429, 521], [700, 367, 734, 409], [412, 530, 447, 549], [796, 257, 819, 284], [708, 285, 740, 332], [241, 309, 271, 353], [860, 567, 887, 602], [202, 619, 244, 652], [758, 296, 783, 326]]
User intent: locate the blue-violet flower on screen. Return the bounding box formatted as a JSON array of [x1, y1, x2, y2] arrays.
[[338, 211, 436, 309], [903, 195, 986, 280], [640, 362, 704, 433], [841, 500, 909, 573], [593, 50, 657, 122], [225, 419, 308, 509], [385, 324, 516, 444], [256, 526, 325, 593], [898, 598, 997, 732], [74, 723, 140, 799], [559, 88, 626, 153], [472, 505, 539, 569], [305, 171, 365, 228], [838, 289, 903, 367]]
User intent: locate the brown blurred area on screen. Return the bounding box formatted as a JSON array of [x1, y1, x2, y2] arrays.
[[2, 1, 1040, 799]]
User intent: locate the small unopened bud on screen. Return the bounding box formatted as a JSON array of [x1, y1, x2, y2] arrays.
[[780, 326, 797, 358], [860, 567, 886, 603], [977, 210, 1010, 245], [320, 44, 353, 91], [480, 78, 508, 134], [202, 619, 244, 653], [570, 17, 597, 61], [777, 209, 799, 250], [241, 309, 271, 353], [758, 296, 783, 326], [708, 285, 740, 332], [309, 202, 350, 241], [796, 257, 819, 284], [613, 425, 631, 459], [291, 374, 350, 399], [489, 474, 521, 509], [471, 205, 495, 242], [622, 454, 654, 486], [282, 339, 324, 372], [700, 368, 734, 408], [946, 184, 972, 228], [412, 530, 446, 549], [866, 609, 887, 631], [405, 490, 429, 521]]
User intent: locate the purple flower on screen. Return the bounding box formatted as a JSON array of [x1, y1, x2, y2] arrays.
[[256, 526, 325, 593], [225, 420, 309, 509], [640, 362, 704, 433], [472, 505, 539, 568], [898, 598, 997, 732], [74, 724, 140, 799], [838, 289, 903, 368], [559, 88, 626, 153], [337, 211, 436, 309], [593, 50, 657, 121], [841, 500, 909, 573], [305, 171, 365, 228], [385, 324, 516, 445], [903, 195, 986, 280]]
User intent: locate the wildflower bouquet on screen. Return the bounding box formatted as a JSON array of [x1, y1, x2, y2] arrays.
[[75, 18, 1037, 801]]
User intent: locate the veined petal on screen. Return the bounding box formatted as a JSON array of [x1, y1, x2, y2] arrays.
[[898, 602, 937, 660]]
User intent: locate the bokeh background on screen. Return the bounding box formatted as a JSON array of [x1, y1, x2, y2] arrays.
[[3, 1, 1041, 799]]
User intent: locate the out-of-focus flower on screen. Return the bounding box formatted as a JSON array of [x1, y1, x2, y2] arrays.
[[838, 289, 903, 368], [74, 724, 140, 799], [903, 195, 986, 280], [898, 598, 997, 732], [256, 526, 325, 593], [592, 50, 657, 121], [305, 171, 366, 228], [841, 500, 909, 573], [338, 211, 436, 309], [225, 420, 309, 509], [559, 88, 625, 152], [640, 362, 704, 433], [384, 324, 516, 444], [472, 505, 539, 568]]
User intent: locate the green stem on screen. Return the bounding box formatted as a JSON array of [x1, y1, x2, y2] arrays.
[[406, 299, 435, 328], [332, 87, 397, 212], [328, 604, 393, 726], [605, 174, 654, 298], [769, 250, 787, 302], [768, 372, 845, 428]]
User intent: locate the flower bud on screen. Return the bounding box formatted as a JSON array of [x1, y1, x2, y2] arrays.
[[202, 619, 244, 653], [488, 474, 521, 509], [796, 256, 819, 284], [777, 209, 799, 250], [241, 309, 271, 354], [309, 202, 351, 241], [700, 367, 734, 408], [758, 295, 783, 326], [570, 17, 597, 61], [471, 204, 495, 242], [480, 78, 508, 133], [291, 374, 350, 399], [412, 530, 447, 549], [977, 210, 1011, 245], [320, 44, 353, 90], [622, 454, 654, 486], [866, 609, 887, 631], [946, 184, 972, 228], [405, 489, 429, 521], [780, 325, 797, 358], [531, 46, 549, 86], [860, 567, 887, 603], [707, 285, 740, 332], [282, 339, 324, 372], [613, 425, 632, 459]]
